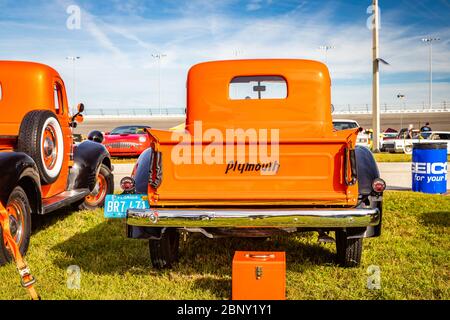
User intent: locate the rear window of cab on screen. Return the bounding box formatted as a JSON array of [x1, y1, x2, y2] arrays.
[[229, 76, 287, 100]]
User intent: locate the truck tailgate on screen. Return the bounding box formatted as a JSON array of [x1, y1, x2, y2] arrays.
[[154, 137, 358, 207]]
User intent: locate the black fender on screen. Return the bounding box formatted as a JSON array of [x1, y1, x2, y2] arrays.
[[0, 152, 42, 215], [355, 146, 380, 195], [351, 146, 383, 238], [131, 147, 162, 194], [69, 140, 112, 191], [128, 147, 163, 239], [132, 148, 153, 194]]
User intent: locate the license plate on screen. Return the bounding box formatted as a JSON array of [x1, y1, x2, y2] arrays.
[[104, 194, 149, 218]]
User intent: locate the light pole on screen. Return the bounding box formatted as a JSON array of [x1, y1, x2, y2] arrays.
[[371, 0, 381, 152], [397, 94, 406, 129], [421, 37, 440, 110], [66, 56, 80, 114], [233, 49, 243, 58], [370, 0, 390, 152], [318, 45, 335, 66], [152, 53, 167, 115]]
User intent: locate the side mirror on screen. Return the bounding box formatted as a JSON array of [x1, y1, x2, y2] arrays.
[[71, 103, 85, 125], [77, 103, 85, 113]]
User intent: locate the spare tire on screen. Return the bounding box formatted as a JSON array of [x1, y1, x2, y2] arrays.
[[17, 110, 64, 184]]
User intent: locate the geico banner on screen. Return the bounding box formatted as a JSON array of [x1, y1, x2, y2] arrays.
[[411, 162, 448, 175]]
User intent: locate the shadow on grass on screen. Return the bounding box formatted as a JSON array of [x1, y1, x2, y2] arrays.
[[419, 211, 450, 227], [179, 234, 336, 275], [52, 222, 336, 278], [31, 207, 77, 235], [52, 220, 151, 275]]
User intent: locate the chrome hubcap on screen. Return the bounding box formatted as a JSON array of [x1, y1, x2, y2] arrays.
[[91, 181, 100, 196], [8, 206, 23, 245], [43, 137, 55, 157]]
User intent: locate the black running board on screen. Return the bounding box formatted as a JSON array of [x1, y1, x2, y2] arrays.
[[42, 189, 90, 214]]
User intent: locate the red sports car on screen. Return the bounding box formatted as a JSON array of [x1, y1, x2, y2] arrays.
[[103, 125, 151, 157]]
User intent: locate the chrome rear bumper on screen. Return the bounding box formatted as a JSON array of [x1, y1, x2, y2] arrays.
[[126, 207, 380, 228]]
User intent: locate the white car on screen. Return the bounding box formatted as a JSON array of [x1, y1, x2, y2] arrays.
[[382, 131, 450, 154], [332, 119, 371, 149]]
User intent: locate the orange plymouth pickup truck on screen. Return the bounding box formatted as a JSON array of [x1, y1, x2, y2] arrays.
[[121, 59, 385, 269]]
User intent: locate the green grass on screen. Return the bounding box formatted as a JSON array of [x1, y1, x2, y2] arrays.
[[0, 191, 449, 300], [374, 153, 450, 163]]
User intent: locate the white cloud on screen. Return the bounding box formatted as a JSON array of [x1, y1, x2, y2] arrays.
[[247, 0, 263, 11], [54, 0, 127, 60], [83, 16, 126, 60], [0, 0, 448, 110], [246, 0, 274, 11], [111, 0, 146, 15], [67, 8, 450, 108]]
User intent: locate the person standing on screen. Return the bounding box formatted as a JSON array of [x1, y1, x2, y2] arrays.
[[420, 122, 432, 139], [406, 124, 414, 139]]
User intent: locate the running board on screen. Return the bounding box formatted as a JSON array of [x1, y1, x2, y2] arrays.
[[42, 189, 90, 214]]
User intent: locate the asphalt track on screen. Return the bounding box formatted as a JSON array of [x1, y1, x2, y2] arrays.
[[75, 111, 450, 136], [112, 162, 450, 192], [75, 116, 185, 136]]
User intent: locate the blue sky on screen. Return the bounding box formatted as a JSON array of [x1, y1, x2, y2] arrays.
[[0, 0, 449, 111]]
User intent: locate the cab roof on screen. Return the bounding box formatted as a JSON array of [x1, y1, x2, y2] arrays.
[[0, 61, 66, 136], [186, 59, 333, 137], [0, 61, 60, 79]]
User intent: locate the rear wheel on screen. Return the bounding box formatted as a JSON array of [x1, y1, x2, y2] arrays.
[[404, 144, 413, 154], [77, 164, 114, 210], [335, 230, 362, 267], [149, 228, 180, 269], [0, 187, 32, 266]]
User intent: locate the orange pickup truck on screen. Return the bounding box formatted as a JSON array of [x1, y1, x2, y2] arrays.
[[0, 61, 114, 267], [123, 59, 385, 269]]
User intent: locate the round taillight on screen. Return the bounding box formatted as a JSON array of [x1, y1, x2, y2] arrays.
[[372, 178, 386, 193], [120, 177, 135, 192]]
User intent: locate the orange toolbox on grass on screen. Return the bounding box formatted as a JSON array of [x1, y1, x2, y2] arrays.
[[232, 251, 286, 300]]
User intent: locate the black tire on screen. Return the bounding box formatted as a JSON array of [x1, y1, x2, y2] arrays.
[[77, 164, 114, 210], [0, 187, 32, 266], [149, 228, 180, 269], [17, 110, 64, 185], [335, 230, 362, 267], [404, 145, 413, 155]]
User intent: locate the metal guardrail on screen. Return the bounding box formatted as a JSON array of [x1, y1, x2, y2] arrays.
[[333, 108, 450, 115], [333, 101, 449, 114], [83, 102, 449, 117], [83, 107, 185, 116]]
